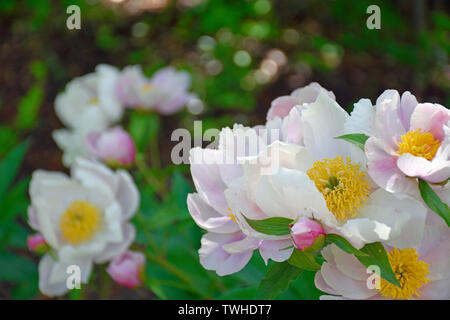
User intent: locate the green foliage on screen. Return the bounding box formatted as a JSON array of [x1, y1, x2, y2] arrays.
[[325, 234, 368, 257], [0, 141, 37, 299], [356, 242, 401, 288], [418, 179, 450, 227], [336, 133, 370, 151], [243, 216, 293, 236], [287, 250, 321, 272], [1, 0, 448, 301], [257, 261, 302, 299]]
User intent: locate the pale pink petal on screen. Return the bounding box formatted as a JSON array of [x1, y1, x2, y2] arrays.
[[258, 239, 293, 264], [266, 96, 299, 120], [190, 148, 229, 215], [187, 193, 239, 234], [374, 90, 406, 152], [314, 271, 338, 295], [199, 232, 254, 276], [398, 91, 418, 130], [321, 262, 377, 299], [410, 103, 450, 141], [397, 153, 450, 183], [38, 255, 70, 297], [366, 137, 416, 193], [95, 224, 136, 264]]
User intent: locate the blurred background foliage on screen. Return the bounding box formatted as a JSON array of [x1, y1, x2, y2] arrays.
[[0, 0, 448, 299]]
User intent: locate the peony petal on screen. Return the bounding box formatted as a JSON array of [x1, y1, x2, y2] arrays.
[[199, 232, 254, 276], [187, 193, 240, 233]]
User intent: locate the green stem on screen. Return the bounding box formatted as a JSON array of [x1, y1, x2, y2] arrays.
[[149, 131, 162, 170], [135, 156, 167, 197]]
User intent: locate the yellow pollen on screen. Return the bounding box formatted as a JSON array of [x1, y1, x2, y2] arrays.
[[227, 208, 237, 223], [60, 200, 102, 245], [397, 129, 441, 161], [379, 248, 430, 299], [141, 84, 154, 92], [88, 97, 99, 105], [307, 156, 370, 222]]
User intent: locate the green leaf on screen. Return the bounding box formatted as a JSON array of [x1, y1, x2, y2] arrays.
[[418, 179, 450, 227], [172, 170, 193, 209], [0, 251, 37, 282], [0, 140, 30, 204], [257, 261, 302, 299], [0, 178, 30, 224], [243, 215, 293, 236], [335, 133, 370, 151], [356, 242, 401, 288], [0, 126, 19, 156], [15, 84, 44, 129], [217, 286, 258, 300], [287, 249, 321, 271], [277, 270, 324, 300], [11, 280, 38, 299], [325, 234, 369, 256], [128, 112, 160, 153]]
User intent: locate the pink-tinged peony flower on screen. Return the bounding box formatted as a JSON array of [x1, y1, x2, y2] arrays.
[[85, 126, 136, 167], [107, 251, 146, 289], [266, 82, 335, 121], [237, 92, 428, 251], [115, 65, 147, 107], [138, 67, 196, 115], [315, 219, 450, 300], [362, 90, 450, 194], [187, 124, 293, 276], [291, 217, 325, 252], [27, 234, 49, 254]]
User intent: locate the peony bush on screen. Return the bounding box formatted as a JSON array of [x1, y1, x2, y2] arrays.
[[187, 84, 450, 300], [2, 63, 448, 300]]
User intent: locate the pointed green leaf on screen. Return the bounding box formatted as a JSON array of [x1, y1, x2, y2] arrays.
[[243, 215, 293, 236], [325, 234, 369, 256], [418, 179, 450, 227], [0, 140, 30, 204], [287, 249, 321, 271], [336, 133, 370, 151], [257, 261, 302, 299], [356, 242, 401, 288]]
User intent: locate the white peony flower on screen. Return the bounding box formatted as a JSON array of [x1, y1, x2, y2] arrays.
[[54, 65, 123, 132], [234, 92, 428, 250], [315, 219, 450, 300], [53, 65, 126, 167], [27, 158, 139, 297]]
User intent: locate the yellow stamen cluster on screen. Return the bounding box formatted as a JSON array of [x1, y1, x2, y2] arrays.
[[307, 156, 370, 222], [141, 84, 155, 92], [88, 97, 99, 105], [397, 129, 441, 161], [379, 248, 430, 299], [60, 200, 102, 245], [227, 208, 237, 223]]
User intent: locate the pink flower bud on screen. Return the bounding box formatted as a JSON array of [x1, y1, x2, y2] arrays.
[[86, 126, 136, 167], [107, 251, 146, 289], [291, 217, 325, 252], [27, 234, 49, 254]]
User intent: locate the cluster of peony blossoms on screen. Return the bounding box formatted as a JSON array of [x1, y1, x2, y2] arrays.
[[53, 64, 196, 167], [27, 64, 196, 297], [187, 83, 450, 300]]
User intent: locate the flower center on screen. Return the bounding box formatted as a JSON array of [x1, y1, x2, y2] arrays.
[[141, 84, 155, 92], [60, 200, 102, 245], [379, 248, 430, 299], [88, 97, 99, 105], [307, 156, 370, 222], [227, 208, 237, 223], [397, 129, 441, 161]]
